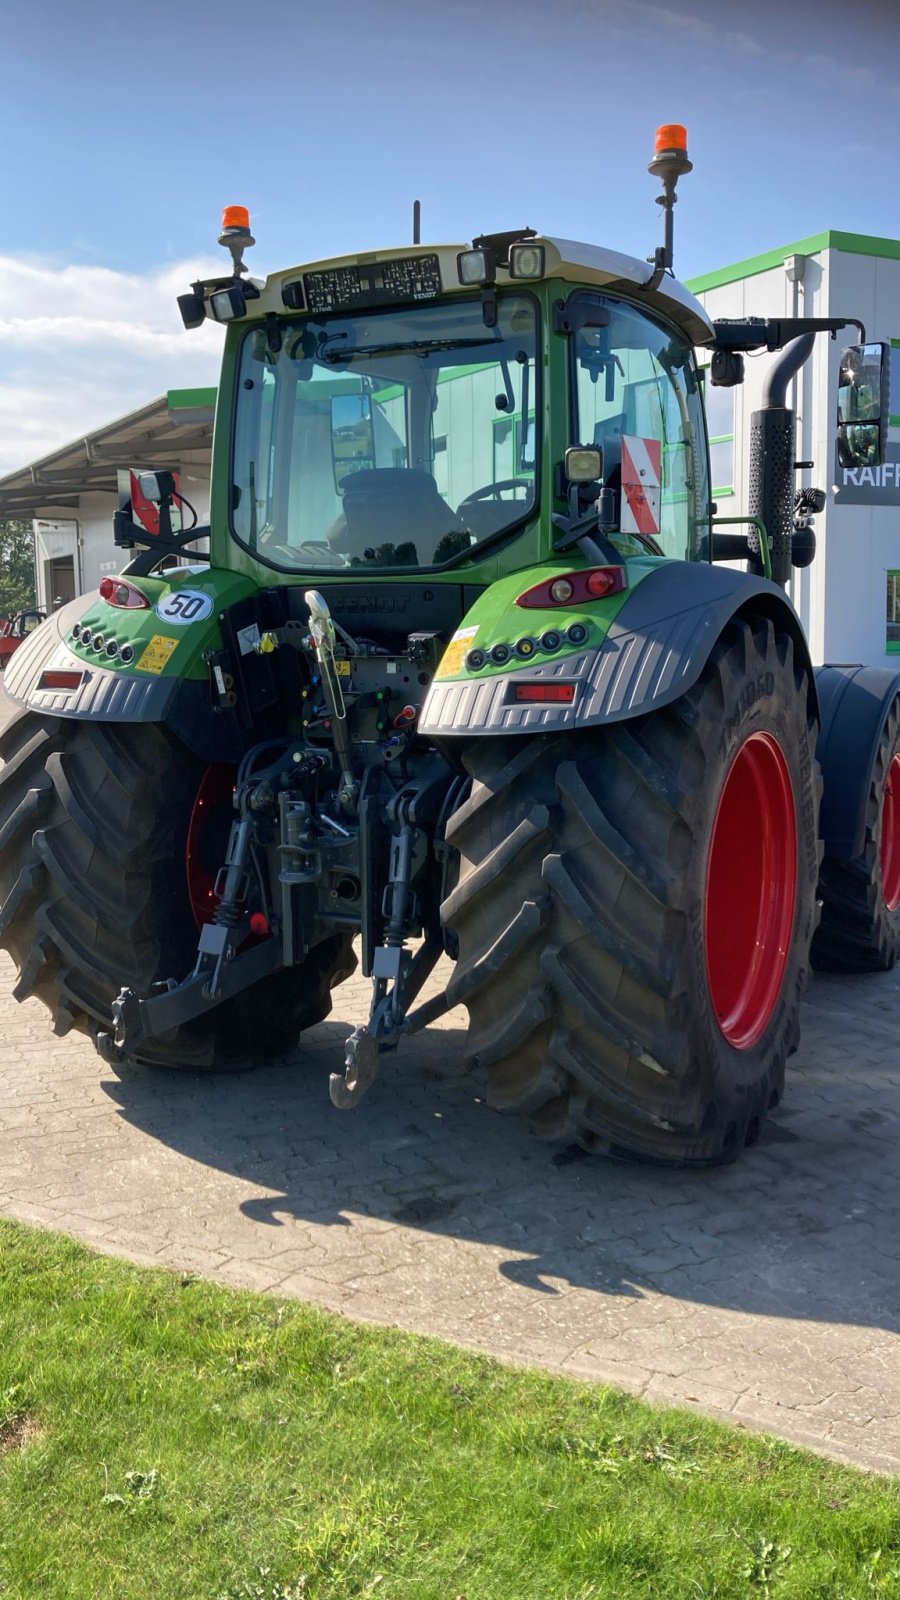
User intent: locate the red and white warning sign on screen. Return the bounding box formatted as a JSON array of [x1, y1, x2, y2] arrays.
[[620, 435, 661, 538]]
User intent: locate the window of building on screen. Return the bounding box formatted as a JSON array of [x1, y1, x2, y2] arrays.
[[886, 570, 900, 653], [492, 412, 535, 481]]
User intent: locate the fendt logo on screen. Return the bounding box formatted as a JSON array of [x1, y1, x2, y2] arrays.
[[334, 596, 411, 615]]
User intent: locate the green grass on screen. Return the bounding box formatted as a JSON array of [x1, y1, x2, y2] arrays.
[[1, 1219, 899, 1599]]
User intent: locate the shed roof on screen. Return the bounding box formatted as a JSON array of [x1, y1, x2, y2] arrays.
[[0, 388, 215, 520]]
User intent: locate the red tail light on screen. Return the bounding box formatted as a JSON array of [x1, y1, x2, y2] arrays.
[[516, 567, 626, 609], [39, 670, 83, 691], [513, 683, 576, 704], [99, 577, 150, 609]]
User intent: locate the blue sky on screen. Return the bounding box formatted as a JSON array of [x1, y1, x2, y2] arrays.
[[0, 0, 898, 471]]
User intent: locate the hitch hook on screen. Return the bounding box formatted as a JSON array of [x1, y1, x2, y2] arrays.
[[329, 1024, 380, 1109]]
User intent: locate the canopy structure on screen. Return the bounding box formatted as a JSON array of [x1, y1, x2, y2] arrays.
[[0, 388, 215, 520]]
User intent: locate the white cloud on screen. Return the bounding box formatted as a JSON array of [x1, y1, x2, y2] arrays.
[[0, 254, 226, 476]]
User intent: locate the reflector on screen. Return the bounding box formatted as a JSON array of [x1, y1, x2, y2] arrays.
[[513, 683, 576, 704], [39, 670, 83, 691]]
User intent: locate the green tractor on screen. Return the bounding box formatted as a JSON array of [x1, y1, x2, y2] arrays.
[[2, 126, 898, 1163]]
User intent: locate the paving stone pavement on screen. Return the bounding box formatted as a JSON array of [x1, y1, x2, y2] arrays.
[[1, 704, 900, 1473]]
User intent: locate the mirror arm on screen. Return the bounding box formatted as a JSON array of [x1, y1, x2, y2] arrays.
[[713, 316, 866, 353]]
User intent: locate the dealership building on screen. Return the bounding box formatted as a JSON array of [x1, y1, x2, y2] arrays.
[[2, 229, 900, 665]]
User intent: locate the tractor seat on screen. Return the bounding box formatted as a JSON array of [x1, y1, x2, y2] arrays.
[[330, 469, 464, 564]]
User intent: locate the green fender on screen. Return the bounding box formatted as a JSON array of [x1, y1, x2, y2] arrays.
[[3, 568, 260, 762], [420, 559, 815, 736]]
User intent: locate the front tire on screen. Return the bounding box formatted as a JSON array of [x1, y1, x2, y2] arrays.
[[442, 616, 821, 1164], [0, 711, 354, 1069]]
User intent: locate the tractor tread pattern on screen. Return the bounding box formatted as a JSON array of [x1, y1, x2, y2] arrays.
[[813, 697, 900, 971], [442, 616, 821, 1165], [0, 709, 354, 1070]]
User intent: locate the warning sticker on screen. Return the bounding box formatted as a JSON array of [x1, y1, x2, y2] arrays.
[[236, 622, 260, 656], [621, 435, 662, 538], [435, 625, 478, 680], [136, 634, 179, 674], [335, 658, 351, 677]]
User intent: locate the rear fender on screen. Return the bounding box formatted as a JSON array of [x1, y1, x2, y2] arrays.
[[2, 581, 253, 763], [815, 664, 900, 860], [420, 562, 816, 736]]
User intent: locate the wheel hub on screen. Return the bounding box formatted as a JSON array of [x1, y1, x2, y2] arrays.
[[705, 732, 798, 1051]]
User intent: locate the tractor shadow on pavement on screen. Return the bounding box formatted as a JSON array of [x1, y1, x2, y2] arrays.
[[101, 963, 900, 1338]]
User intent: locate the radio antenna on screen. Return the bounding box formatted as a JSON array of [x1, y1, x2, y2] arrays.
[[413, 200, 421, 245]]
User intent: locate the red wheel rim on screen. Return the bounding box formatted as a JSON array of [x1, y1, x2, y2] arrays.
[[185, 765, 236, 929], [705, 732, 798, 1051], [881, 753, 900, 911]]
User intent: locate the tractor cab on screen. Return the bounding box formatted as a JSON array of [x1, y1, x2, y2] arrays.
[[214, 230, 715, 593]]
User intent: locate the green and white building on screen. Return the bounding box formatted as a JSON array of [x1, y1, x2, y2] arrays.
[[688, 230, 900, 665]]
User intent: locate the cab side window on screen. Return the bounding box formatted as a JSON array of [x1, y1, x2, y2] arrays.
[[571, 296, 710, 560]]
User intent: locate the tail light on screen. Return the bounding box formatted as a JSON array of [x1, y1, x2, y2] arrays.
[[99, 577, 150, 610], [39, 670, 83, 691], [512, 683, 576, 704], [516, 567, 626, 609]]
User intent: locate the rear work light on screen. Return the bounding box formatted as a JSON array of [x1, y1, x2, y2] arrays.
[[99, 577, 150, 609], [516, 566, 626, 609], [513, 683, 576, 704], [39, 670, 83, 691]]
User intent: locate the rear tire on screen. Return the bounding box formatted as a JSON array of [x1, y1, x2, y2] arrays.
[[0, 710, 355, 1069], [442, 616, 821, 1164], [813, 696, 900, 971]]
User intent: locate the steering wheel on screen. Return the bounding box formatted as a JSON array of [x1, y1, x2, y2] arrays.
[[458, 478, 533, 506]]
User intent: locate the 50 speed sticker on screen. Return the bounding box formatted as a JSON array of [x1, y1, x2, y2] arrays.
[[155, 589, 214, 625], [137, 635, 179, 674]]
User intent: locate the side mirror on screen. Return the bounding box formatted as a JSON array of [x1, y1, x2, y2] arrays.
[[331, 392, 376, 491], [837, 341, 890, 468]]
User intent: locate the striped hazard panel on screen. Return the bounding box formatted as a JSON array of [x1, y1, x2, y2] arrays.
[[621, 434, 661, 537]]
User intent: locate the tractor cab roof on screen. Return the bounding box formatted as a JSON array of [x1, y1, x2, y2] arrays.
[[251, 235, 715, 350]]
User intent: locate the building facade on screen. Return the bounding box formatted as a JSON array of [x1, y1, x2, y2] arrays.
[[687, 230, 900, 667]]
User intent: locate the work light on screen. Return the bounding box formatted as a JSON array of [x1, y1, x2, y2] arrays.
[[209, 284, 247, 321], [457, 247, 495, 286], [565, 446, 603, 482], [509, 243, 545, 280], [177, 291, 206, 330]]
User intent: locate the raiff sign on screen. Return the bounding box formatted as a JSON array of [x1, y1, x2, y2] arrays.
[[833, 443, 900, 506]]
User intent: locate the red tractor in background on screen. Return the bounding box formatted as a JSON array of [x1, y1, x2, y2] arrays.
[[0, 611, 47, 667]]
